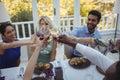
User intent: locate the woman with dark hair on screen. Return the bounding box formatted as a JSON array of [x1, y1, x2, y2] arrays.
[[57, 35, 120, 80], [0, 23, 36, 69]]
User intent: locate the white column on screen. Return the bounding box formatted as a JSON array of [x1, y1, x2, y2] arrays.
[[0, 2, 10, 23], [113, 0, 120, 31], [31, 0, 39, 32], [53, 0, 60, 28], [74, 0, 80, 28], [118, 16, 120, 31]]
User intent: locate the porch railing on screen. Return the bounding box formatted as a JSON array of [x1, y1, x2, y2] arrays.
[[11, 14, 118, 40]]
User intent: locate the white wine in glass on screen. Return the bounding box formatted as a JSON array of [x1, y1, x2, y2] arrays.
[[49, 28, 59, 40], [49, 28, 59, 36]]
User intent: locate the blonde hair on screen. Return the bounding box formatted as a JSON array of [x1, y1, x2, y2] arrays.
[[38, 16, 56, 29]]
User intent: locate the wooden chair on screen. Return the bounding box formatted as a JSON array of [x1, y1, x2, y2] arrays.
[[64, 44, 73, 59]]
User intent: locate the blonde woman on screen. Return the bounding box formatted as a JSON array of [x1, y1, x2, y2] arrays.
[[31, 16, 57, 63]]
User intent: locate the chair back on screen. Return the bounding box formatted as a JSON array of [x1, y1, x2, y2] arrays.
[[64, 44, 73, 59]]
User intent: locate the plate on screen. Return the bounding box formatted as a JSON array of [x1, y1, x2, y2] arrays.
[[96, 66, 105, 75], [34, 62, 53, 75], [32, 77, 47, 80], [69, 57, 91, 69]]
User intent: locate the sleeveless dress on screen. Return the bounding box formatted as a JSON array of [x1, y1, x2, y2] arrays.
[[37, 40, 54, 63], [0, 39, 21, 69]]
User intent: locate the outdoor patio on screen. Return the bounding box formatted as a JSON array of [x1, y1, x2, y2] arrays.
[[0, 0, 120, 69], [0, 1, 120, 80]]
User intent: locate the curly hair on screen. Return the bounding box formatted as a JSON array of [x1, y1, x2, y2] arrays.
[[0, 23, 13, 35]]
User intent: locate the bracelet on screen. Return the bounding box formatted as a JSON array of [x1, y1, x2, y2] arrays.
[[91, 38, 95, 44]]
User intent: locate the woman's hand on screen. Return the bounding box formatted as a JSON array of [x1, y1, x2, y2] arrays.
[[30, 35, 37, 44], [35, 35, 51, 48]]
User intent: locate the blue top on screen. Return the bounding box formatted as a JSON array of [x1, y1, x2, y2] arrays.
[[70, 25, 102, 57], [0, 39, 21, 69]]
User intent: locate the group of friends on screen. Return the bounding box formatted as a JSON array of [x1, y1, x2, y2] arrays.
[[0, 10, 120, 80]]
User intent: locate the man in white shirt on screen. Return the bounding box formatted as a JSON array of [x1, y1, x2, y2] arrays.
[[57, 35, 120, 80]]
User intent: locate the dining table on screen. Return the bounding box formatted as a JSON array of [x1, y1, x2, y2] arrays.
[[0, 59, 104, 80]]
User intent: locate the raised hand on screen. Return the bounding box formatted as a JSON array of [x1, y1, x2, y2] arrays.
[[57, 34, 77, 48], [30, 35, 37, 44]]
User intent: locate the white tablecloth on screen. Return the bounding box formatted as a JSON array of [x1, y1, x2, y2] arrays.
[[0, 67, 23, 80], [0, 59, 104, 80], [59, 60, 104, 80]]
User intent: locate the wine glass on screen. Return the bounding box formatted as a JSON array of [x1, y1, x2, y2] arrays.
[[35, 25, 45, 40], [49, 28, 59, 40], [49, 28, 65, 48], [35, 26, 50, 54]]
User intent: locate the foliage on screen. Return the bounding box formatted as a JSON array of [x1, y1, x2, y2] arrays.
[[80, 0, 97, 16], [1, 0, 115, 22], [1, 0, 32, 22]]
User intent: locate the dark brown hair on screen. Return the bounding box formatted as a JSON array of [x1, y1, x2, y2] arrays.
[[0, 23, 13, 35], [88, 10, 101, 23]]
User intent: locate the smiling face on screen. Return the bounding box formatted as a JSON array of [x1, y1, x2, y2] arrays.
[[3, 26, 16, 42], [39, 19, 50, 34], [87, 14, 99, 33], [39, 19, 49, 27]]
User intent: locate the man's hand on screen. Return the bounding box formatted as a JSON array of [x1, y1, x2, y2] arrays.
[[57, 34, 77, 48]]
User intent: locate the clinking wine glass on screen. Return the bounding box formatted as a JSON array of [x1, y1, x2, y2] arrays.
[[49, 28, 65, 47], [35, 25, 46, 40], [36, 26, 50, 54], [49, 28, 59, 40], [49, 28, 64, 49], [36, 31, 44, 40]]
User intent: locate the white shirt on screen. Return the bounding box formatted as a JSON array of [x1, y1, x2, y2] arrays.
[[75, 43, 114, 72]]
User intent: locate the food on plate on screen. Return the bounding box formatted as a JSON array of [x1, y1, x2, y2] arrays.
[[34, 62, 53, 75], [69, 57, 91, 69], [35, 62, 51, 70], [69, 57, 86, 66], [44, 63, 50, 69], [38, 62, 44, 68]]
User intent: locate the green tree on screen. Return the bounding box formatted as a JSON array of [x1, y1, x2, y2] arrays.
[[80, 0, 97, 16], [1, 0, 32, 22], [1, 0, 115, 22]]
